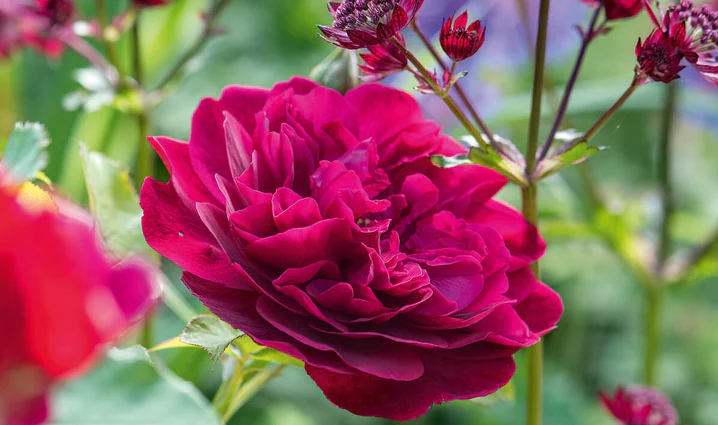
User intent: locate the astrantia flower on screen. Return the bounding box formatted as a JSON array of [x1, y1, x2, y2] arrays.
[[581, 0, 644, 20], [0, 180, 158, 425], [0, 0, 74, 58], [359, 32, 407, 81], [637, 0, 718, 85], [140, 77, 563, 420], [600, 386, 679, 425], [318, 0, 424, 49], [440, 11, 486, 62]]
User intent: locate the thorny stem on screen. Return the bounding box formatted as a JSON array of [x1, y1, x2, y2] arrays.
[[523, 2, 550, 425], [409, 22, 499, 150], [94, 0, 125, 85], [393, 39, 488, 150], [152, 0, 232, 92], [538, 6, 603, 161], [131, 12, 154, 190]]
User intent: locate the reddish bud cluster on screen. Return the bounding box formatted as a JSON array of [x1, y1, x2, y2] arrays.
[[439, 12, 485, 62], [132, 0, 174, 7], [636, 0, 718, 85]]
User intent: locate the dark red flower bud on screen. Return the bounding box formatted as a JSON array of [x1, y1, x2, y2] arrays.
[[132, 0, 174, 7], [600, 386, 678, 425], [359, 32, 407, 81], [581, 0, 643, 21], [439, 11, 485, 62], [318, 0, 424, 49]]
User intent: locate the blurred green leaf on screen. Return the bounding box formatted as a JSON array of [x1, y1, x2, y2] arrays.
[[234, 335, 304, 368], [0, 122, 50, 181], [471, 381, 516, 407], [50, 346, 222, 425], [181, 314, 243, 364], [468, 146, 528, 187], [79, 145, 156, 262]]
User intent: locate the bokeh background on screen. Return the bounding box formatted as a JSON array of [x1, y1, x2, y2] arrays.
[[2, 0, 718, 424]]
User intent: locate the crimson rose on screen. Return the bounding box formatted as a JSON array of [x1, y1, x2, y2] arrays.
[[140, 78, 563, 420]]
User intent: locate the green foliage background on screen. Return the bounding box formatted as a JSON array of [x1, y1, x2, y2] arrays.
[[2, 1, 718, 424]]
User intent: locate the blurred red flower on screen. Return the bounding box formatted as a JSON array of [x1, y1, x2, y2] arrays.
[[0, 0, 74, 58], [0, 182, 158, 425], [132, 0, 174, 7], [600, 386, 678, 425], [581, 0, 644, 20]]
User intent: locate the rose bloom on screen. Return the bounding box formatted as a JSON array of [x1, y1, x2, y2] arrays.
[[140, 78, 563, 420], [600, 386, 679, 425], [0, 181, 158, 425]]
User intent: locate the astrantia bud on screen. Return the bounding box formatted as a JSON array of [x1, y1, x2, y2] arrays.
[[359, 32, 407, 81], [309, 48, 360, 93], [440, 11, 485, 62], [600, 386, 678, 425], [36, 0, 74, 26], [318, 0, 424, 49], [581, 0, 643, 21]]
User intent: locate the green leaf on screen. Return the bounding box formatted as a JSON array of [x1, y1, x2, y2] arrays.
[[468, 146, 528, 187], [535, 130, 606, 180], [79, 145, 156, 261], [50, 346, 222, 425], [0, 122, 50, 182], [180, 314, 243, 364]]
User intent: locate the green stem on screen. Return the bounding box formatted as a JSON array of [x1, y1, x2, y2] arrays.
[[220, 365, 286, 424], [152, 0, 232, 92], [523, 2, 550, 425], [575, 77, 639, 147], [657, 83, 677, 266], [95, 0, 125, 84], [644, 286, 661, 386], [393, 39, 487, 150], [131, 12, 154, 190]]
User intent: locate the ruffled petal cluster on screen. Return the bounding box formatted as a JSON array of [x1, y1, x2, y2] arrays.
[[0, 182, 157, 425], [600, 386, 679, 425], [140, 77, 563, 421]]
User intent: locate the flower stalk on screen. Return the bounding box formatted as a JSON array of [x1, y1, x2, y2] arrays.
[[574, 76, 639, 149], [409, 22, 499, 151], [94, 0, 125, 85], [539, 5, 603, 161], [131, 11, 154, 191], [392, 39, 488, 150], [524, 1, 551, 425], [152, 0, 232, 93]]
